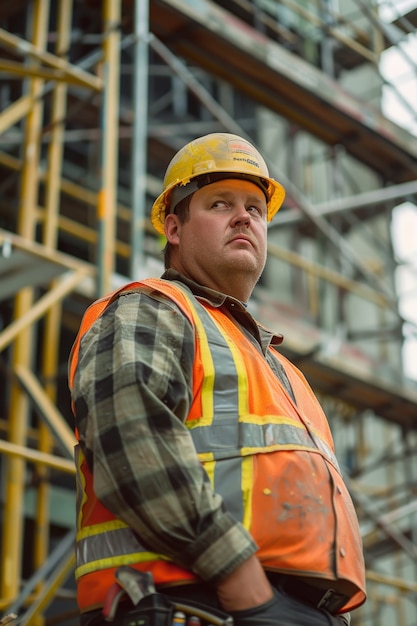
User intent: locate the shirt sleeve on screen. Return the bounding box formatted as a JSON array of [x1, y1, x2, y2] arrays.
[[72, 289, 257, 583]]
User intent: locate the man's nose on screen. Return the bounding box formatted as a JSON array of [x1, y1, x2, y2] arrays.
[[230, 204, 250, 227]]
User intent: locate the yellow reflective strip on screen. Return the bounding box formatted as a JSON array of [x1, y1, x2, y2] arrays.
[[241, 456, 254, 530], [75, 552, 170, 579], [240, 444, 320, 455], [242, 414, 329, 442], [76, 518, 128, 541], [240, 414, 303, 426], [176, 291, 215, 423], [198, 451, 215, 463]]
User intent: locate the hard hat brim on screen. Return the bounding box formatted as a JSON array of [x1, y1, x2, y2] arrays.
[[150, 172, 286, 235]]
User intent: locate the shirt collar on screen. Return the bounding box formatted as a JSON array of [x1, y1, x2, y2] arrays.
[[162, 269, 284, 349]]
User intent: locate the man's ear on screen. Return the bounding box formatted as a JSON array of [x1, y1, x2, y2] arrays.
[[164, 213, 180, 244]]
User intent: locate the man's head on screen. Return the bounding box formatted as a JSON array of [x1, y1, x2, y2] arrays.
[[151, 133, 286, 301]]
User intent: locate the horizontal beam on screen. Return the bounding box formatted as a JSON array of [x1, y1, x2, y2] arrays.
[[0, 58, 101, 88], [0, 439, 74, 474], [0, 28, 103, 91], [276, 179, 417, 225]]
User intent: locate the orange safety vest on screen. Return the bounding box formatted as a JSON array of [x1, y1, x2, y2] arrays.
[[69, 278, 366, 614]]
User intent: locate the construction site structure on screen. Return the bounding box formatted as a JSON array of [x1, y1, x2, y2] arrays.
[[1, 0, 417, 624]]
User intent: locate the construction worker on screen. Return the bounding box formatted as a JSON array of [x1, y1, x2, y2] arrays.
[[69, 133, 366, 626]]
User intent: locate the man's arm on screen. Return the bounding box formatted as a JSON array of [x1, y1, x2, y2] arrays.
[[72, 290, 258, 587]]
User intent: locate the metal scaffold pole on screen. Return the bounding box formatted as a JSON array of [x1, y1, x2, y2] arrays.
[[97, 0, 121, 296], [130, 0, 150, 279], [35, 0, 73, 583]]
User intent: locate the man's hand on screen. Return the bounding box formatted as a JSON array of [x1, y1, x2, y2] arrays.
[[216, 555, 273, 612]]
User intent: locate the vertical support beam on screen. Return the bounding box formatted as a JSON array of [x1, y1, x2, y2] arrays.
[[1, 0, 50, 602], [130, 0, 149, 279], [97, 0, 121, 295], [319, 0, 335, 77], [43, 0, 72, 251], [35, 0, 73, 582]]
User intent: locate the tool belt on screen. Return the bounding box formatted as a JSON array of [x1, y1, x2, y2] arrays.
[[83, 567, 350, 625], [86, 592, 232, 626], [84, 567, 232, 626]]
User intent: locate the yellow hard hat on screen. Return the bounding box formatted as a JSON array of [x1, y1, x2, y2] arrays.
[[150, 133, 286, 234]]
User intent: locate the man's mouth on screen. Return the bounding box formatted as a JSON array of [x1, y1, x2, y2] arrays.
[[229, 234, 253, 245]]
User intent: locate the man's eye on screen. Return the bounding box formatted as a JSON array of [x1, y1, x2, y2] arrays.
[[212, 200, 230, 209], [248, 205, 263, 216]]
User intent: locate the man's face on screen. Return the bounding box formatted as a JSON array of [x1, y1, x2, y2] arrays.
[[165, 179, 268, 300]]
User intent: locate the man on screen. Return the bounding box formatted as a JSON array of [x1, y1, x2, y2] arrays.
[[69, 133, 366, 626]]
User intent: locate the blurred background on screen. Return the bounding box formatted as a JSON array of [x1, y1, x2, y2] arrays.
[[0, 0, 417, 623]]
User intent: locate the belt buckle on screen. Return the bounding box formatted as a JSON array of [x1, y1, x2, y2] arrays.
[[316, 588, 342, 613]]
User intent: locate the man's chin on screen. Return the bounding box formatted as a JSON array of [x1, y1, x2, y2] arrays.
[[229, 250, 264, 270]]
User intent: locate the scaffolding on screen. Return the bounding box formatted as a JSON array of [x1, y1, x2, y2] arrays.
[[0, 0, 417, 624]]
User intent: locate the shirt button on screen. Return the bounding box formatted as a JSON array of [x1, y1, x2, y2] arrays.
[[337, 486, 342, 494], [340, 548, 346, 557]]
